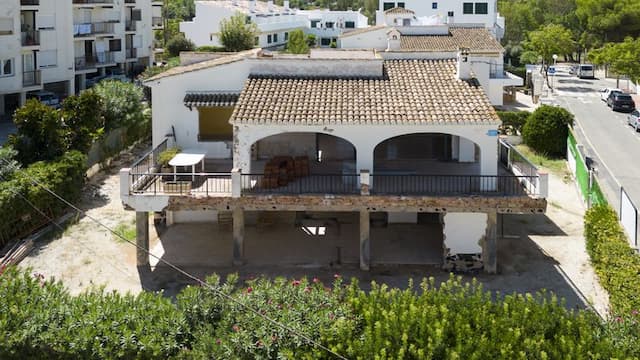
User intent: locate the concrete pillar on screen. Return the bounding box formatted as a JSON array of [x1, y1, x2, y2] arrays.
[[99, 67, 106, 76], [79, 73, 86, 91], [537, 171, 549, 198], [483, 211, 497, 274], [232, 208, 244, 265], [356, 144, 374, 173], [231, 168, 242, 196], [66, 79, 74, 97], [0, 94, 5, 115], [232, 132, 251, 175], [451, 135, 460, 160], [19, 92, 27, 107], [458, 137, 475, 162], [359, 210, 370, 271], [136, 211, 149, 267]]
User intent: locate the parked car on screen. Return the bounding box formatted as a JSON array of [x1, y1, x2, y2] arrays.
[[599, 88, 622, 102], [569, 64, 579, 75], [577, 64, 595, 79], [26, 90, 61, 109], [628, 110, 640, 131], [607, 92, 636, 112], [85, 69, 130, 88]]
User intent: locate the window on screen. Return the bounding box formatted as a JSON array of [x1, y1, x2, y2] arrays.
[[448, 11, 454, 17], [475, 2, 488, 14], [432, 2, 438, 9], [131, 9, 142, 21], [267, 34, 272, 43], [284, 32, 288, 41], [311, 20, 320, 28], [463, 2, 474, 14], [109, 39, 121, 51], [383, 2, 394, 10], [320, 37, 331, 46], [325, 22, 334, 28], [402, 18, 410, 26], [1, 59, 13, 76], [38, 50, 57, 68], [0, 18, 13, 35], [345, 21, 355, 28], [273, 33, 278, 42], [397, 2, 405, 8]]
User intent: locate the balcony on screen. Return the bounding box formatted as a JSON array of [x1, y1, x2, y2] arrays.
[[22, 70, 41, 87], [20, 0, 39, 5], [125, 47, 137, 59], [72, 0, 114, 4], [125, 0, 136, 3], [75, 51, 115, 70], [125, 20, 136, 31], [21, 30, 40, 46], [73, 22, 115, 37], [152, 16, 163, 28]]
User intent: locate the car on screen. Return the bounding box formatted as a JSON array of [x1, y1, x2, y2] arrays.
[[26, 90, 61, 109], [607, 92, 636, 112], [577, 64, 595, 79], [599, 88, 623, 101], [628, 110, 640, 131], [569, 64, 578, 75]]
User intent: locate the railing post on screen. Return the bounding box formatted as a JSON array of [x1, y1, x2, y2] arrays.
[[360, 169, 370, 195], [537, 171, 549, 198], [120, 168, 131, 196], [232, 168, 241, 198]]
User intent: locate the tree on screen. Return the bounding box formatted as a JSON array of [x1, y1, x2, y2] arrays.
[[0, 145, 19, 180], [61, 90, 104, 153], [166, 34, 195, 57], [9, 100, 68, 165], [93, 81, 150, 142], [306, 33, 317, 47], [286, 29, 309, 54], [576, 0, 640, 43], [522, 105, 574, 157], [521, 24, 575, 87], [219, 13, 258, 52], [589, 37, 640, 86]]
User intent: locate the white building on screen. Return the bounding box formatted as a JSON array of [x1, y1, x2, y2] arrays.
[[339, 25, 521, 106], [180, 0, 369, 49], [0, 0, 161, 116], [121, 49, 547, 273], [376, 0, 505, 41]]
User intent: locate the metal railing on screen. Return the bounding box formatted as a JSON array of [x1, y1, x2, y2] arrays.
[[125, 20, 136, 31], [21, 30, 39, 46], [74, 52, 115, 70], [73, 0, 114, 4], [21, 0, 39, 5], [152, 17, 163, 27], [73, 22, 115, 37], [489, 64, 506, 79], [22, 70, 41, 87], [370, 174, 538, 196], [129, 139, 167, 191], [241, 174, 360, 195], [131, 173, 233, 195], [126, 48, 137, 59]]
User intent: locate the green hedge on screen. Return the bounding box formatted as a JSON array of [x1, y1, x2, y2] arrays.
[[585, 205, 640, 314], [497, 110, 530, 135], [0, 151, 87, 247], [1, 268, 636, 359]]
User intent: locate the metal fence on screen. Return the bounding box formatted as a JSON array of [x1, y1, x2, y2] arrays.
[[131, 173, 232, 196], [567, 131, 607, 206], [241, 174, 360, 195], [129, 139, 167, 192], [370, 174, 538, 196]]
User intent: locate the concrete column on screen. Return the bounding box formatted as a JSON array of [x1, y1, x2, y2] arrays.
[[19, 92, 27, 107], [99, 67, 106, 76], [231, 168, 242, 196], [537, 171, 549, 198], [359, 210, 370, 271], [78, 73, 86, 91], [66, 79, 74, 97], [232, 208, 244, 265], [483, 211, 498, 274], [458, 137, 475, 162], [451, 135, 460, 160], [232, 133, 251, 175], [136, 211, 149, 267], [0, 94, 5, 115]]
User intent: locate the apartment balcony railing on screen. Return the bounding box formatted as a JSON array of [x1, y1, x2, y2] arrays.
[[75, 51, 115, 70], [73, 22, 115, 37], [125, 20, 136, 31], [125, 0, 136, 3], [21, 0, 40, 5], [72, 0, 115, 4], [152, 17, 163, 27], [125, 47, 137, 59], [22, 70, 41, 87], [21, 30, 40, 46]]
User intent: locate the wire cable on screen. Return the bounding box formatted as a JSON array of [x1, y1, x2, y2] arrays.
[[0, 158, 348, 360]]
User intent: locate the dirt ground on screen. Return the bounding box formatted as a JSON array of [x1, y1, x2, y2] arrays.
[[20, 148, 609, 317]]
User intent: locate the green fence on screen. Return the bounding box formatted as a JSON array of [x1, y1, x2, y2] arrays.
[[567, 131, 607, 206]]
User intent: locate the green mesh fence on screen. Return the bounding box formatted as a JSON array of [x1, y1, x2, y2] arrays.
[[567, 131, 607, 205]]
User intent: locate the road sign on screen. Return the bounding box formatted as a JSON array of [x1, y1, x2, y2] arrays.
[[548, 66, 556, 75]]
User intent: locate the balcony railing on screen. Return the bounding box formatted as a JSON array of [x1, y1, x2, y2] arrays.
[[125, 20, 136, 31], [125, 48, 137, 59], [125, 0, 136, 3], [72, 0, 114, 4], [21, 0, 39, 5], [75, 52, 115, 70], [21, 30, 40, 46], [73, 22, 115, 37], [22, 70, 41, 87], [152, 17, 163, 27], [369, 175, 536, 196], [241, 174, 360, 195]]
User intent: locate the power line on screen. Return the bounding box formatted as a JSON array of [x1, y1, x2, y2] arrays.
[[0, 158, 348, 360]]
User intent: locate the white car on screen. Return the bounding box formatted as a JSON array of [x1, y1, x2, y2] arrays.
[[600, 88, 623, 101], [628, 109, 640, 131]]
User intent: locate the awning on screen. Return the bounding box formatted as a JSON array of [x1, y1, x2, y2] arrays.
[[183, 92, 239, 108]]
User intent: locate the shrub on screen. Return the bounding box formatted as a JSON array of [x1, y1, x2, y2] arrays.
[[306, 34, 317, 47], [61, 90, 105, 153], [93, 80, 147, 135], [497, 110, 530, 135], [158, 147, 182, 167], [0, 145, 19, 180], [522, 105, 574, 157], [219, 13, 258, 52], [286, 29, 309, 54], [166, 34, 195, 57], [195, 45, 226, 52]]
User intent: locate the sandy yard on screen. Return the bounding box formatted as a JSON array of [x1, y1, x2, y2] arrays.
[[19, 146, 609, 316]]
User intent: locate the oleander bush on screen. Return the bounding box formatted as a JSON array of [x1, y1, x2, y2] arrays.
[[2, 267, 637, 359]]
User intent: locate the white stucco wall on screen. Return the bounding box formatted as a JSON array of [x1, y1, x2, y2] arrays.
[[338, 27, 389, 49], [249, 58, 383, 77], [0, 1, 22, 94], [442, 212, 487, 254]]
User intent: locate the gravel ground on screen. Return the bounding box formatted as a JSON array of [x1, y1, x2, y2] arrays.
[[20, 149, 610, 316]]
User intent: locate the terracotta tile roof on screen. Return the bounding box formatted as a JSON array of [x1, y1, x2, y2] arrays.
[[399, 27, 503, 53], [384, 7, 415, 14], [184, 92, 239, 107], [144, 49, 259, 82], [231, 59, 499, 126]]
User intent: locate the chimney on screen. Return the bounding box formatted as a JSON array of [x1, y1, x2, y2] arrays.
[[249, 0, 256, 12], [268, 0, 274, 12], [284, 0, 289, 10], [456, 48, 471, 79], [386, 29, 400, 51]]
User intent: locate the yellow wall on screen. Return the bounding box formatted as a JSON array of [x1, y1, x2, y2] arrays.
[[198, 107, 233, 140]]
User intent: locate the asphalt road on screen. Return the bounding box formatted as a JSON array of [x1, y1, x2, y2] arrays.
[[550, 66, 640, 221]]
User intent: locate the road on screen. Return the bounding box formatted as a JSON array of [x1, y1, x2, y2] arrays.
[[549, 66, 639, 223]]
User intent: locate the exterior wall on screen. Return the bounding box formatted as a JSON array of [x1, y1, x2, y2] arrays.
[[338, 27, 389, 49], [147, 60, 251, 156], [377, 0, 498, 29], [442, 212, 486, 254], [40, 1, 74, 88], [172, 210, 218, 223], [0, 1, 22, 95], [248, 58, 383, 77], [300, 9, 368, 45]]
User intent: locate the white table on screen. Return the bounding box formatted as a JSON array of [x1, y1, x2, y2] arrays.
[[168, 150, 205, 181]]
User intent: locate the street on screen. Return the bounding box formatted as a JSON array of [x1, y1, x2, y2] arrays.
[[550, 66, 640, 219]]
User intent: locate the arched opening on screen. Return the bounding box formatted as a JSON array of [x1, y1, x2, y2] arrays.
[[373, 133, 481, 175]]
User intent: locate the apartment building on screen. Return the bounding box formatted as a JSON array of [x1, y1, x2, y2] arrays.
[[180, 0, 368, 49], [0, 0, 160, 117], [376, 0, 505, 41]]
